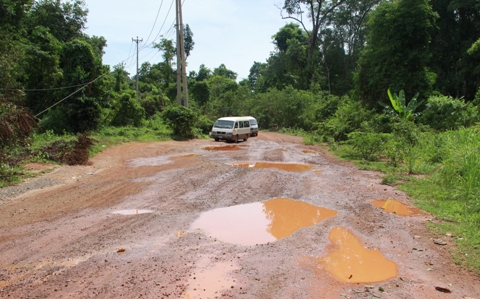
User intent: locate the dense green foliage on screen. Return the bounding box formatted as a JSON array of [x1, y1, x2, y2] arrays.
[[1, 0, 480, 274]]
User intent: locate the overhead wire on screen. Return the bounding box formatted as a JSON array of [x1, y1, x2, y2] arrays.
[[142, 0, 166, 47], [4, 0, 186, 94], [34, 74, 107, 118]]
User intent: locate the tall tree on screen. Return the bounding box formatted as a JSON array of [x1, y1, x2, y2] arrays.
[[25, 0, 88, 42], [355, 0, 438, 108], [213, 64, 237, 80], [280, 0, 346, 59], [319, 0, 380, 94], [153, 38, 176, 88], [24, 26, 62, 113], [54, 39, 102, 132], [429, 0, 480, 101], [0, 0, 32, 91], [279, 0, 347, 85], [183, 24, 194, 58]]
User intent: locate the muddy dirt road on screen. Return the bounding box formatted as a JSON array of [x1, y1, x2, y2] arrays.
[[0, 132, 479, 299]]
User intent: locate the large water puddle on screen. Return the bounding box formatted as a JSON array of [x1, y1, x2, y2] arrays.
[[191, 198, 337, 246], [317, 227, 398, 283], [202, 145, 244, 151], [229, 162, 314, 172], [372, 199, 422, 216], [111, 209, 153, 215], [184, 260, 239, 299]]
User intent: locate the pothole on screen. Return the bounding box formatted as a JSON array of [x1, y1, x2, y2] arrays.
[[191, 198, 337, 246], [302, 150, 317, 155], [184, 259, 239, 299], [317, 227, 398, 283], [175, 154, 201, 158], [111, 209, 153, 215], [372, 199, 422, 216], [202, 145, 244, 151], [0, 281, 9, 288], [229, 162, 314, 172]]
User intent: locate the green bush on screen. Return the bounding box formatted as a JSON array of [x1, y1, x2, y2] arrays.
[[419, 95, 479, 131], [195, 114, 214, 135], [347, 132, 390, 161], [317, 96, 372, 141], [140, 94, 167, 118], [111, 92, 145, 127], [162, 106, 197, 138], [38, 108, 70, 134]]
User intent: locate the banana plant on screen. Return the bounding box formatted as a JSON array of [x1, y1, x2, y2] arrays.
[[379, 89, 424, 121]]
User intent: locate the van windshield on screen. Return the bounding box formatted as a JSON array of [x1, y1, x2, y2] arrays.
[[213, 120, 234, 129], [249, 119, 257, 125]]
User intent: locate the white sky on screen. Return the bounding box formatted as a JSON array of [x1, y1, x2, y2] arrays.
[[84, 0, 289, 81]]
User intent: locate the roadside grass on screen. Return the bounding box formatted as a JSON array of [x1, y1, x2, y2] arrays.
[[304, 126, 480, 274], [90, 125, 171, 156], [0, 119, 173, 188]]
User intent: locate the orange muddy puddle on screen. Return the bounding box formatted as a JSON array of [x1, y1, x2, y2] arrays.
[[112, 209, 153, 215], [317, 227, 398, 283], [314, 169, 324, 174], [202, 145, 243, 151], [184, 260, 239, 299], [372, 199, 422, 216], [229, 162, 314, 172], [0, 281, 9, 288], [302, 150, 317, 155], [175, 154, 201, 158], [191, 198, 337, 246]]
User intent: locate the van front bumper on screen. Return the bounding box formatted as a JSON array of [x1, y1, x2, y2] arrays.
[[210, 131, 233, 140]]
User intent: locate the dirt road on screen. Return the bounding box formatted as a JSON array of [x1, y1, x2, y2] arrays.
[[0, 132, 479, 298]]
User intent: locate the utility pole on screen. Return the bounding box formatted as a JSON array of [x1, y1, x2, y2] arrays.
[[175, 0, 188, 106], [132, 36, 143, 96]]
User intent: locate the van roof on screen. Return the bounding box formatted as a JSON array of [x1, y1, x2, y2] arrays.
[[217, 116, 251, 121]]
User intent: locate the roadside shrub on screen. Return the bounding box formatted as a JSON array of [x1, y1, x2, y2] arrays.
[[195, 114, 214, 135], [0, 99, 37, 150], [111, 92, 145, 127], [39, 108, 71, 134], [347, 132, 390, 161], [389, 120, 422, 173], [140, 94, 167, 118], [162, 106, 197, 138], [299, 91, 341, 131], [317, 96, 372, 141], [419, 95, 478, 131], [434, 127, 480, 199]]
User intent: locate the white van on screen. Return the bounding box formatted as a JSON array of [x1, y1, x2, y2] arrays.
[[210, 116, 251, 143], [248, 116, 258, 137]]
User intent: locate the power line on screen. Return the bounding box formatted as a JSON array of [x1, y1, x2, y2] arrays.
[[150, 0, 176, 46], [143, 0, 166, 46], [34, 74, 107, 118], [0, 81, 95, 92]]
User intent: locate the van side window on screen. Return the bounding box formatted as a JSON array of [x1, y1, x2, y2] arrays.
[[244, 121, 249, 127], [234, 122, 238, 128], [239, 121, 244, 128]]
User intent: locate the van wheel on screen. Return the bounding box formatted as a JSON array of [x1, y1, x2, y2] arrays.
[[214, 138, 219, 142], [244, 135, 248, 142], [234, 135, 238, 143]]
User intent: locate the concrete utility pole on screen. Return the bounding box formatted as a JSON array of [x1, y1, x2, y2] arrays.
[[175, 0, 188, 107], [132, 36, 143, 96]]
